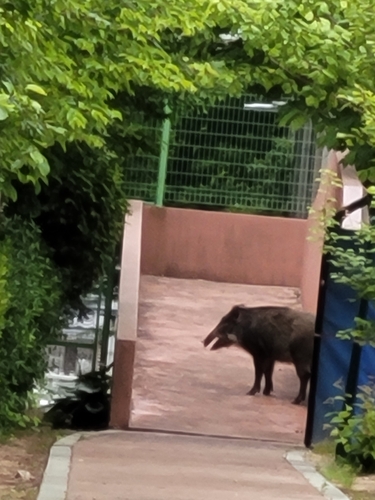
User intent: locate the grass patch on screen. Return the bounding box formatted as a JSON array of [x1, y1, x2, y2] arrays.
[[320, 460, 356, 489], [310, 440, 356, 489], [310, 439, 375, 500], [347, 492, 375, 500], [311, 439, 336, 456]]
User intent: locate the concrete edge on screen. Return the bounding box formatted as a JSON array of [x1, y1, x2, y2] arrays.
[[285, 450, 350, 500], [116, 198, 143, 342], [37, 432, 82, 500], [110, 199, 143, 429]]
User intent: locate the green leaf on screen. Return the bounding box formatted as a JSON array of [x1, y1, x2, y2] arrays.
[[291, 115, 308, 130], [3, 182, 17, 200], [37, 157, 50, 177], [25, 84, 47, 96], [278, 109, 300, 127], [0, 106, 9, 120], [305, 95, 319, 108], [3, 80, 14, 93]]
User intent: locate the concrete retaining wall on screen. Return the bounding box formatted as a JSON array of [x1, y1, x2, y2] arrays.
[[141, 206, 307, 288], [110, 200, 142, 429]]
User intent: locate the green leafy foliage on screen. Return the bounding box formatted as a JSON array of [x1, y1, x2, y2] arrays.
[[326, 384, 375, 473], [0, 0, 252, 200], [338, 317, 375, 347], [0, 216, 63, 433], [320, 191, 375, 346], [205, 0, 375, 178], [321, 195, 375, 470], [4, 0, 375, 200], [327, 233, 375, 303], [5, 142, 127, 314], [223, 0, 375, 175], [0, 251, 8, 335], [324, 195, 375, 345], [0, 0, 374, 235]]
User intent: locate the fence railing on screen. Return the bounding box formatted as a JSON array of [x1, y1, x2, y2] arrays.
[[45, 258, 119, 380], [124, 95, 321, 218]]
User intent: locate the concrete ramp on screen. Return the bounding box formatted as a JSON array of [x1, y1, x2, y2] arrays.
[[67, 432, 325, 500], [130, 276, 308, 444]]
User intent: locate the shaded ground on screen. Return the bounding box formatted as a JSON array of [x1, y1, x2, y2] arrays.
[[67, 431, 325, 500], [0, 427, 66, 500], [131, 276, 308, 444]]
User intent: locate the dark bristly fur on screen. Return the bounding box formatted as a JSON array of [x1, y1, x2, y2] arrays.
[[203, 305, 315, 405]]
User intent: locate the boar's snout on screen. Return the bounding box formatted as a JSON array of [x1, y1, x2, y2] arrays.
[[203, 329, 218, 348], [209, 336, 235, 350], [203, 305, 244, 350], [203, 327, 235, 351]]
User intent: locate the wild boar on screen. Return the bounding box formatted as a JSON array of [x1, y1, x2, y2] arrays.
[[203, 305, 315, 404]]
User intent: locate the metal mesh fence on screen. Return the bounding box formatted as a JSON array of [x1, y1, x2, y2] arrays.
[[123, 95, 321, 218], [123, 119, 162, 202]]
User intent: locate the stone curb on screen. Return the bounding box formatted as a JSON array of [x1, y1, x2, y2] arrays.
[[37, 431, 350, 500], [285, 450, 350, 500], [36, 430, 126, 500], [36, 433, 82, 500]]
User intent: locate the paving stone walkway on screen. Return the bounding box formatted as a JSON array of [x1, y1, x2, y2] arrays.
[[66, 432, 328, 500], [130, 276, 308, 444]]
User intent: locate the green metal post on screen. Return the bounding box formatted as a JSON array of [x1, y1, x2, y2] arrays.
[[91, 277, 104, 372], [99, 259, 116, 371], [156, 104, 172, 206]]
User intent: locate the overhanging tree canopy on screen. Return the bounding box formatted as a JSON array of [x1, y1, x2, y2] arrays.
[[201, 0, 375, 177], [2, 0, 375, 203], [0, 0, 236, 200]]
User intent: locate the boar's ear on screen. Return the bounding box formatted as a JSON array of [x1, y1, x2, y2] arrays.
[[229, 304, 246, 322]]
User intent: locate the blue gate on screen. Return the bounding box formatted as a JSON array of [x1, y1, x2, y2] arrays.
[[305, 221, 375, 446]]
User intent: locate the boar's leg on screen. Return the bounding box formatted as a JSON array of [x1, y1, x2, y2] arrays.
[[247, 356, 263, 395], [247, 357, 274, 396], [292, 367, 311, 405], [290, 335, 313, 404], [263, 359, 275, 396]]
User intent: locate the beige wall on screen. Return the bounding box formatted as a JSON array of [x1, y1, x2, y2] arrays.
[[300, 150, 343, 314], [110, 200, 143, 429], [141, 206, 307, 288]]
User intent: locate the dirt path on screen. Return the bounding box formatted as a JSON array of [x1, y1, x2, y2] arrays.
[[130, 276, 308, 444], [0, 427, 66, 500]]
